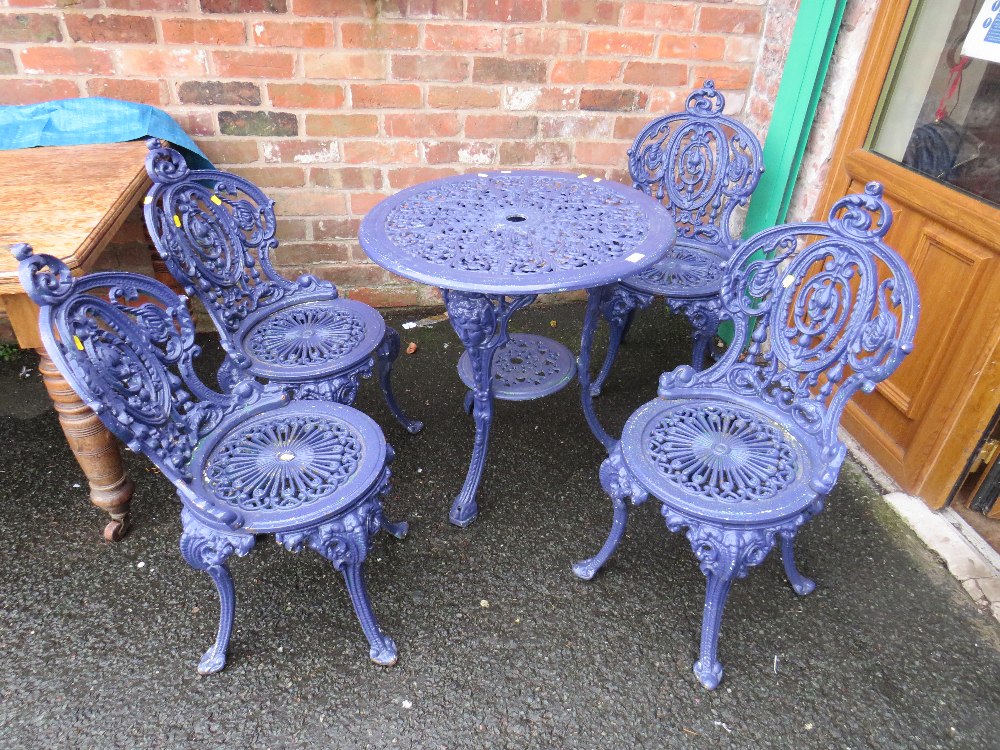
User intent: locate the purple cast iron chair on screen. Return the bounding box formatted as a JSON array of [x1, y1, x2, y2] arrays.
[[142, 141, 423, 434], [575, 183, 919, 689], [590, 80, 764, 394], [13, 244, 407, 674]]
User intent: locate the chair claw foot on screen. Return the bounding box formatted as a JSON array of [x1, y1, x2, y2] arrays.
[[198, 647, 227, 675], [369, 639, 398, 666], [791, 577, 816, 596], [402, 418, 425, 435], [449, 498, 478, 527], [572, 558, 600, 581], [694, 658, 723, 690], [382, 517, 409, 540]]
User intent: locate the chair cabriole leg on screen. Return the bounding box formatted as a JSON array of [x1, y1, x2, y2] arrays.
[[179, 509, 255, 675], [376, 326, 424, 434], [304, 507, 399, 667], [573, 449, 644, 580], [670, 519, 777, 690], [341, 559, 398, 666], [780, 532, 816, 596]]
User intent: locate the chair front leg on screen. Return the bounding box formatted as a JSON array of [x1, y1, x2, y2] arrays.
[[179, 508, 256, 675], [281, 496, 400, 667], [666, 514, 776, 689], [573, 446, 649, 580], [376, 326, 424, 434]]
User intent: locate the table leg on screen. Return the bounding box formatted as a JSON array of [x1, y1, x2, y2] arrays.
[[578, 284, 653, 453], [38, 350, 135, 541], [442, 290, 535, 527], [578, 288, 615, 453]]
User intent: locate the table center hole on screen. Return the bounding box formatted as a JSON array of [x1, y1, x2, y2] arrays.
[[278, 452, 296, 462], [505, 214, 527, 223]]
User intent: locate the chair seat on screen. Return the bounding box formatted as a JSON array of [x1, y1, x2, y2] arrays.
[[623, 241, 727, 298], [237, 297, 387, 381], [619, 395, 820, 525], [188, 400, 388, 535]]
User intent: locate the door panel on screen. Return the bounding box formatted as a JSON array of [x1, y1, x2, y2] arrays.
[[818, 1, 1000, 505], [834, 167, 1000, 497]]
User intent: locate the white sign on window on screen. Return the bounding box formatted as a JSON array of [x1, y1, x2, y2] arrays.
[[963, 0, 1000, 63]]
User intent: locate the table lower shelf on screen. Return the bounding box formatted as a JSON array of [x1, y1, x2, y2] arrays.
[[457, 332, 577, 401]]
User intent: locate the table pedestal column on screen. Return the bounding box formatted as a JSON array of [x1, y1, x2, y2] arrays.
[[442, 290, 535, 527], [38, 350, 134, 541]]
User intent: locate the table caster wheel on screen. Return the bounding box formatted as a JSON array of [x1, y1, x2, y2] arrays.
[[104, 515, 131, 542]]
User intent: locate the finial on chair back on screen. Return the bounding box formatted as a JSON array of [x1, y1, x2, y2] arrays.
[[627, 80, 765, 253]]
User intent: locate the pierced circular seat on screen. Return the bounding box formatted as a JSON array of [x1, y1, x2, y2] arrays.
[[620, 397, 817, 525], [237, 298, 386, 382], [189, 401, 388, 535], [623, 242, 728, 299]]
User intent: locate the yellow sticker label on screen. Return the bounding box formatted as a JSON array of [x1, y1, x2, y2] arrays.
[[143, 196, 152, 205], [210, 195, 222, 205], [173, 215, 182, 227], [73, 335, 84, 351]]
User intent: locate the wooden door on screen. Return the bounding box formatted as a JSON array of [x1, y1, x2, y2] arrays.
[[819, 0, 1000, 507]]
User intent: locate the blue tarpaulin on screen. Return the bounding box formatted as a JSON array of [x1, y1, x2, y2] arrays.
[[0, 97, 212, 168]]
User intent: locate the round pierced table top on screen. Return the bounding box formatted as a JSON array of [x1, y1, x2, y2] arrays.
[[360, 170, 676, 295]]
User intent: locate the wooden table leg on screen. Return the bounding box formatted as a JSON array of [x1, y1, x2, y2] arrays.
[[37, 350, 135, 542]]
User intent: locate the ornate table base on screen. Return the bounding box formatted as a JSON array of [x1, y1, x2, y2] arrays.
[[442, 289, 536, 526]]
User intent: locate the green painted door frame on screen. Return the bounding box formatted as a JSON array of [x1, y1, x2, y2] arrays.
[[743, 0, 849, 235], [718, 0, 848, 345]]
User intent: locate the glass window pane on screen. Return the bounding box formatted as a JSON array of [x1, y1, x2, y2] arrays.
[[868, 0, 1000, 207]]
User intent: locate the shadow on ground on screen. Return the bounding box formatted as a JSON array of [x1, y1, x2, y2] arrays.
[[1, 301, 998, 749]]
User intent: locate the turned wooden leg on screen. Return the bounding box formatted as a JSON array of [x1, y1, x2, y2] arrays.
[[37, 351, 135, 542]]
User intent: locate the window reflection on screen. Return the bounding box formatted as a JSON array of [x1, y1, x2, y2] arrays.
[[869, 0, 1000, 207]]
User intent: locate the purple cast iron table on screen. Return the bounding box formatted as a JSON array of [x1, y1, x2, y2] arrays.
[[360, 170, 676, 526]]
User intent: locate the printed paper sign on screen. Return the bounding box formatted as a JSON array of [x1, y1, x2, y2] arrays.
[[963, 1, 1000, 63]]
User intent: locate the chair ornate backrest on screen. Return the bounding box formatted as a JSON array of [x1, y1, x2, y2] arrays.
[[628, 80, 764, 254], [143, 141, 334, 337], [658, 183, 920, 451], [14, 244, 262, 527]]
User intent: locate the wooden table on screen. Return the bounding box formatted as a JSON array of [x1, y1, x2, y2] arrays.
[[0, 140, 151, 541]]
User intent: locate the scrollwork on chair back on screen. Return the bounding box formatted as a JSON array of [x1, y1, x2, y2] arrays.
[[662, 183, 920, 447], [13, 244, 258, 489], [628, 81, 764, 254], [144, 141, 322, 336]]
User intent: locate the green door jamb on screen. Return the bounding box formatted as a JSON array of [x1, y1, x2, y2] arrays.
[[742, 0, 849, 235], [718, 0, 848, 345]]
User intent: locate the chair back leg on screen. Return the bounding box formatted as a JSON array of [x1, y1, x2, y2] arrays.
[[376, 326, 425, 434]]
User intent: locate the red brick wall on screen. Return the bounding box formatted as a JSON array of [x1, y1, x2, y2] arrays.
[[0, 0, 782, 318]]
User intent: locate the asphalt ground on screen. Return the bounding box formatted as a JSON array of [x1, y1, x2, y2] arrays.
[[1, 301, 998, 749]]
